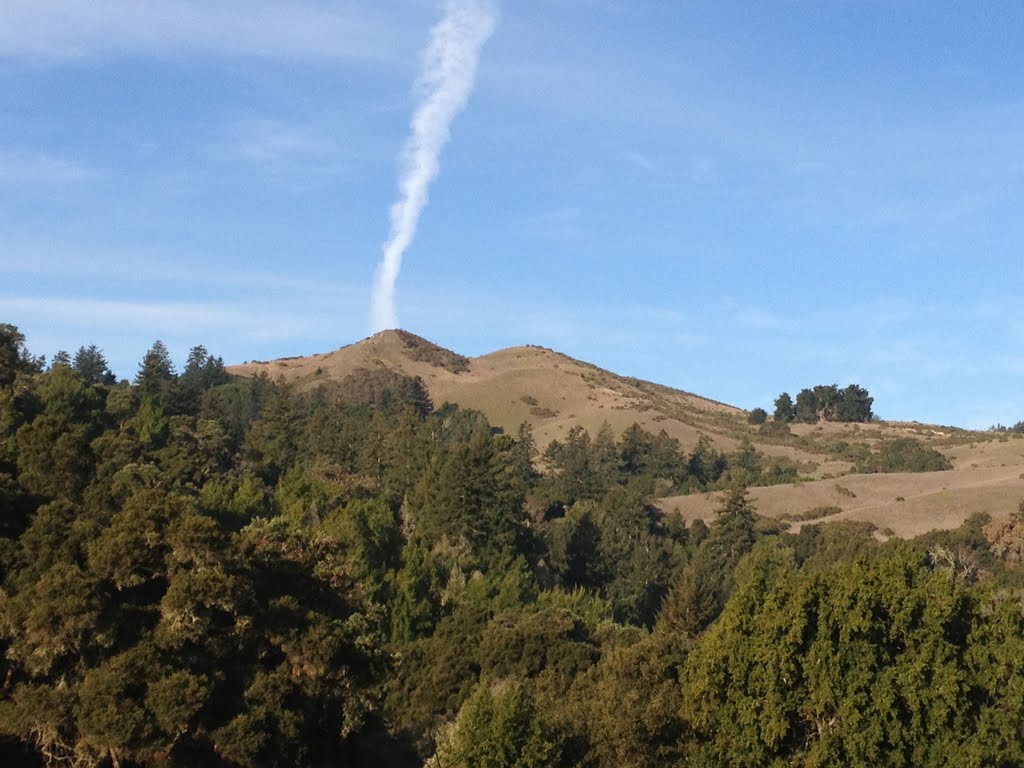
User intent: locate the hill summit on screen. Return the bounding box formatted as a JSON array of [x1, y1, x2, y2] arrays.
[[229, 329, 741, 450], [228, 329, 1024, 538]]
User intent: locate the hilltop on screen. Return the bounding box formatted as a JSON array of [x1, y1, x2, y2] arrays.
[[229, 329, 743, 452], [229, 329, 1024, 537]]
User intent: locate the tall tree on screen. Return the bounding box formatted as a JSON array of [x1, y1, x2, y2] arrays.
[[773, 392, 795, 422], [134, 340, 175, 401], [176, 344, 229, 414], [0, 323, 42, 387], [15, 366, 107, 499], [74, 344, 116, 386], [836, 383, 874, 422], [794, 388, 818, 423], [427, 679, 562, 768], [50, 350, 72, 369]]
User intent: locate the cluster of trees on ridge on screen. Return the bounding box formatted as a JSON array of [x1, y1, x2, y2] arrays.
[[767, 384, 875, 424], [4, 323, 1024, 767]]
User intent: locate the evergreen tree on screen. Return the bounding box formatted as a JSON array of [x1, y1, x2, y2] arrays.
[[0, 323, 42, 387], [427, 679, 562, 768], [794, 388, 818, 423], [836, 383, 874, 422], [619, 423, 654, 477], [49, 350, 72, 369], [773, 392, 795, 422], [176, 344, 229, 414], [134, 340, 175, 401], [74, 344, 116, 386], [15, 366, 107, 499], [812, 384, 840, 420]]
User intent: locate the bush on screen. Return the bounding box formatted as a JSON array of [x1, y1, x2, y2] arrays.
[[758, 420, 792, 438], [747, 408, 767, 425], [778, 505, 843, 523], [856, 438, 951, 474]]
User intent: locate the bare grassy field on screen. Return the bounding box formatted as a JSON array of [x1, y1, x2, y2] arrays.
[[659, 462, 1024, 538]]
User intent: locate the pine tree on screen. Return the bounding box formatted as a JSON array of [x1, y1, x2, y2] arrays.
[[773, 392, 795, 422], [74, 344, 116, 385], [134, 340, 175, 400]]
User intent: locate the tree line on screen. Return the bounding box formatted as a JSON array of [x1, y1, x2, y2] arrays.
[[3, 324, 1024, 767]]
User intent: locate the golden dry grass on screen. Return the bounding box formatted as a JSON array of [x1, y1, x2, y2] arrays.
[[229, 330, 749, 450], [659, 462, 1024, 538], [229, 329, 1024, 539]]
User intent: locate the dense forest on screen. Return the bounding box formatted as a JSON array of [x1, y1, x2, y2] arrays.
[[3, 323, 1024, 767]]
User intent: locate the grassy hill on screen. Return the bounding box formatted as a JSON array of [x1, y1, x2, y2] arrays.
[[229, 329, 745, 451], [229, 329, 1024, 537]]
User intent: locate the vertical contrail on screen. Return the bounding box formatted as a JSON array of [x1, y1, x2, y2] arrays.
[[370, 0, 498, 332]]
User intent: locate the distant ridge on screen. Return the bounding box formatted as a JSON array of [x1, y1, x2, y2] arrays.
[[229, 329, 743, 451], [228, 329, 1024, 537]]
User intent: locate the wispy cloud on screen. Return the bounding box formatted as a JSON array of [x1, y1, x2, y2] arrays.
[[232, 118, 338, 163], [721, 299, 783, 331], [0, 0, 405, 64], [225, 117, 348, 182], [521, 205, 586, 242], [0, 248, 364, 305], [0, 149, 98, 186], [1, 295, 318, 339], [625, 151, 656, 172]]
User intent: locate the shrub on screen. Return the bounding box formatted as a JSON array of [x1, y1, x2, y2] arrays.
[[856, 438, 951, 474]]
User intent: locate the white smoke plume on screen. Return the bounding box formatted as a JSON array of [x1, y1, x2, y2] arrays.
[[370, 0, 498, 332]]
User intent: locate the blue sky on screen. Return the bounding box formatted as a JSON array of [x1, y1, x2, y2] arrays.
[[2, 0, 1022, 428]]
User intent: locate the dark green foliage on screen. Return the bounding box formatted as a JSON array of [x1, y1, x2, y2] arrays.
[[773, 392, 795, 422], [49, 350, 71, 369], [539, 424, 790, 513], [338, 367, 432, 416], [200, 374, 274, 449], [404, 429, 531, 570], [6, 327, 1024, 767], [791, 382, 874, 423], [680, 542, 989, 766], [594, 487, 680, 626], [427, 678, 563, 767], [685, 435, 727, 487], [389, 539, 442, 643], [836, 383, 874, 422], [134, 340, 175, 402], [73, 345, 116, 386], [242, 383, 308, 484], [747, 407, 767, 425], [541, 425, 616, 507], [547, 503, 604, 590], [795, 387, 819, 422], [0, 324, 42, 388], [15, 366, 107, 500], [990, 420, 1024, 433], [174, 344, 229, 414], [785, 519, 880, 572], [689, 487, 758, 610], [857, 437, 952, 473]]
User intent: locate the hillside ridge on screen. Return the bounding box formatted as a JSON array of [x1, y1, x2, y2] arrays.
[[229, 329, 1024, 538], [229, 329, 742, 448]]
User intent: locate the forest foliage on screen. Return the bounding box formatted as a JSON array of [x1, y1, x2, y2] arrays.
[[1, 324, 1023, 767]]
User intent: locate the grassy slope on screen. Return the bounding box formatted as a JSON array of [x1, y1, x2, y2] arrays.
[[229, 330, 1024, 537]]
